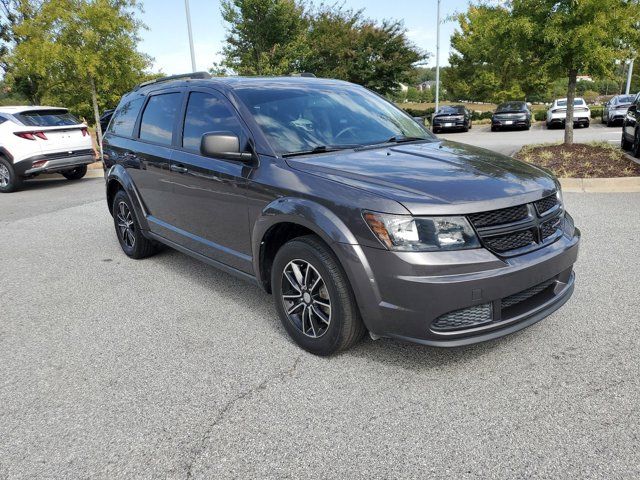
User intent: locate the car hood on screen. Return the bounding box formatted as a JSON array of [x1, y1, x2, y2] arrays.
[[613, 103, 632, 109], [286, 140, 558, 216]]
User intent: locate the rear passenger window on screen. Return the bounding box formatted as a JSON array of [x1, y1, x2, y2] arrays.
[[139, 93, 182, 145], [182, 92, 243, 152], [109, 97, 144, 137]]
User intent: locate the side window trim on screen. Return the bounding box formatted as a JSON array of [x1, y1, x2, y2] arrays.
[[177, 87, 252, 154], [135, 88, 185, 147]]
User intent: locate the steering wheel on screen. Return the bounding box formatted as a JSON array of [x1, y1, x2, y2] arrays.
[[335, 126, 359, 141]]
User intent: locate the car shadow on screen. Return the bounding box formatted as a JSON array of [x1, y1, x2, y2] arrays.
[[19, 176, 101, 192], [148, 243, 515, 371]]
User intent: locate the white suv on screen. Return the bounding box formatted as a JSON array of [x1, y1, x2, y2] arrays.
[[546, 98, 591, 129], [0, 106, 95, 193]]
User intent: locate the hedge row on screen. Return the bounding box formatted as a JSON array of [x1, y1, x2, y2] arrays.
[[404, 106, 606, 124]]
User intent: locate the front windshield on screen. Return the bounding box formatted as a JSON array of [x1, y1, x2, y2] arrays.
[[235, 85, 434, 155]]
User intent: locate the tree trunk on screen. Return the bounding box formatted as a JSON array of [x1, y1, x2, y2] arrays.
[[564, 69, 577, 146], [89, 75, 103, 162]]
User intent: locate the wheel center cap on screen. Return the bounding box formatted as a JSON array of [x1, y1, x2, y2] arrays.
[[303, 292, 312, 304]]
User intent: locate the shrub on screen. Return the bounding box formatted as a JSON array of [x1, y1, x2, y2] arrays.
[[590, 106, 603, 119], [534, 110, 547, 122]]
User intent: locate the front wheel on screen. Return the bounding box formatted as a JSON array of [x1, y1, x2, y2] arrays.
[[0, 157, 22, 193], [62, 165, 88, 180], [622, 130, 633, 150], [272, 235, 365, 356]]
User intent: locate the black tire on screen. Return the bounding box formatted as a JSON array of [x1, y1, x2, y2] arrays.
[[584, 121, 590, 128], [62, 165, 88, 180], [633, 129, 640, 158], [0, 157, 22, 193], [621, 130, 633, 150], [491, 126, 498, 132], [112, 190, 158, 259], [272, 235, 366, 356], [432, 127, 439, 134]]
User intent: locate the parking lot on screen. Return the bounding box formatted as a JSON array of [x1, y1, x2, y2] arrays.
[[438, 121, 624, 155], [1, 137, 639, 478]]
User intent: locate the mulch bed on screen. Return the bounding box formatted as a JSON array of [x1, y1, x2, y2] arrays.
[[514, 143, 640, 178]]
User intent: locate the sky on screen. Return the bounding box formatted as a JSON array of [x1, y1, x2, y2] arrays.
[[138, 0, 471, 75]]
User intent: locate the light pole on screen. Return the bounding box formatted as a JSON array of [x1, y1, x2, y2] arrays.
[[625, 58, 635, 95], [184, 0, 196, 72], [435, 0, 441, 113]]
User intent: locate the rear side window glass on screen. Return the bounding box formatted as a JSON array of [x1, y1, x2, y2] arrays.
[[109, 98, 144, 137], [17, 110, 80, 126], [182, 91, 243, 152], [139, 93, 182, 145]]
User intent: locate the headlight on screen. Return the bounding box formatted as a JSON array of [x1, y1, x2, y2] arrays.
[[556, 188, 564, 212], [363, 212, 480, 252]]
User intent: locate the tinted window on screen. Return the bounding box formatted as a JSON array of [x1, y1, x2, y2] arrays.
[[182, 92, 243, 152], [616, 95, 635, 104], [235, 85, 432, 155], [139, 93, 182, 145], [17, 109, 80, 127], [109, 98, 144, 137], [437, 106, 465, 114], [497, 102, 526, 112], [557, 99, 584, 107]]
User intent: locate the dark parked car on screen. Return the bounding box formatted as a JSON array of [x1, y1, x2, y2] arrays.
[[431, 105, 472, 133], [99, 108, 115, 135], [621, 92, 640, 157], [491, 101, 532, 131], [103, 73, 580, 355], [604, 94, 635, 127]]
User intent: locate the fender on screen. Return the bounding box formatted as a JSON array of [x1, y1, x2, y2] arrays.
[[0, 147, 14, 163], [251, 196, 360, 288], [105, 164, 151, 231]]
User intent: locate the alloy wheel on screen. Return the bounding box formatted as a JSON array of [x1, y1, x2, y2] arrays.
[[0, 164, 10, 188], [116, 201, 136, 249], [281, 259, 332, 339]]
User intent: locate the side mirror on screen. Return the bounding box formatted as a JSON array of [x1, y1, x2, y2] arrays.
[[200, 132, 253, 162]]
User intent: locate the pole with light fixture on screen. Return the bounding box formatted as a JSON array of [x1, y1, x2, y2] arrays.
[[434, 0, 441, 114], [184, 0, 196, 72], [625, 58, 634, 95]]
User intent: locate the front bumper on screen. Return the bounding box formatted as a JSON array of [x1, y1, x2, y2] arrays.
[[335, 219, 580, 347], [432, 119, 467, 131], [608, 109, 628, 122], [16, 152, 96, 177], [491, 116, 529, 128]]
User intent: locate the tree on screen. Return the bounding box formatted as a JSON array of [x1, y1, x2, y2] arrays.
[[7, 0, 151, 156], [217, 0, 426, 94], [509, 0, 640, 144], [300, 5, 425, 93], [220, 0, 308, 75], [445, 4, 548, 103]]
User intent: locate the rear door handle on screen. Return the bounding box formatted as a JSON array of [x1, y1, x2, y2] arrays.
[[170, 164, 188, 174]]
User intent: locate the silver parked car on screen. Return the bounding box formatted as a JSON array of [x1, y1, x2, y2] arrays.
[[603, 94, 636, 127]]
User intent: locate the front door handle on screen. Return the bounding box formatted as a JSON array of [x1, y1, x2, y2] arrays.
[[170, 164, 188, 174]]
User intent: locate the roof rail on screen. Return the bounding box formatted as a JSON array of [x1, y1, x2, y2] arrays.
[[134, 71, 212, 90]]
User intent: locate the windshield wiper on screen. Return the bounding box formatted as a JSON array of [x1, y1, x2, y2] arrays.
[[355, 135, 429, 151], [282, 145, 351, 158]]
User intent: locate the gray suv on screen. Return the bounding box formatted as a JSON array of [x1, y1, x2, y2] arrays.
[[103, 73, 580, 355]]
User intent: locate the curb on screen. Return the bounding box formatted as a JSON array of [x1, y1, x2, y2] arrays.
[[560, 176, 640, 193]]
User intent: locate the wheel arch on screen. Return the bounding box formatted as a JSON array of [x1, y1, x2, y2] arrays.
[[105, 165, 150, 231], [252, 197, 359, 293]]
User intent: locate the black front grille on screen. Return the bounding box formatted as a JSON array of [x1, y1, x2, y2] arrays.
[[468, 204, 528, 228], [431, 278, 558, 333], [483, 229, 536, 253], [431, 303, 492, 331], [501, 279, 556, 309], [534, 195, 558, 215], [467, 193, 563, 256]]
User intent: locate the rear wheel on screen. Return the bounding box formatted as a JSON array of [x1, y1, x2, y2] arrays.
[[112, 190, 158, 259], [491, 126, 498, 132], [272, 235, 365, 356], [62, 165, 87, 180], [0, 157, 22, 193]]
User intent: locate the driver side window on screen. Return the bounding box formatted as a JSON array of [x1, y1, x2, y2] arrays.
[[182, 91, 244, 153]]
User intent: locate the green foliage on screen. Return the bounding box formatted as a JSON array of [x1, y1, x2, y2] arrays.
[[534, 110, 547, 122], [590, 106, 603, 119], [6, 0, 151, 123], [220, 0, 307, 75], [218, 0, 425, 94]]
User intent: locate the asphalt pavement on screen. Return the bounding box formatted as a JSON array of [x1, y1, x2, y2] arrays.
[[0, 175, 639, 479], [437, 121, 624, 156]]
